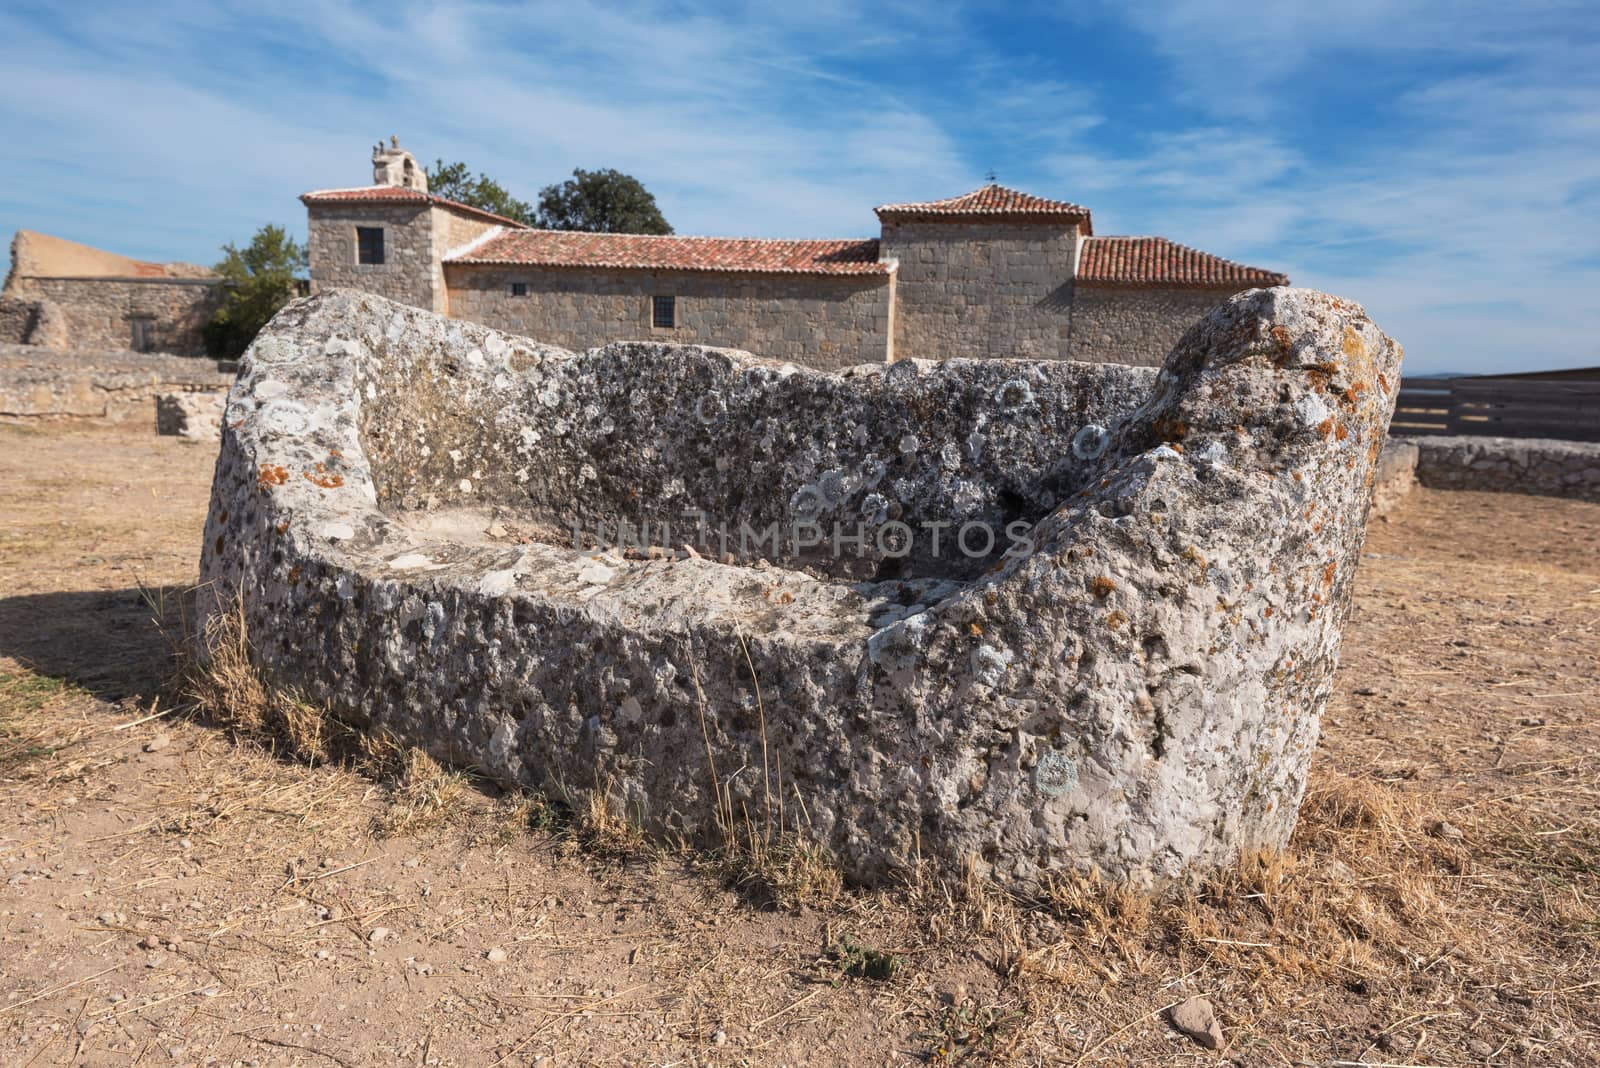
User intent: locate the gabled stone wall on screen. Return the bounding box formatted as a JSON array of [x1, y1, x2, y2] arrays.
[[306, 203, 439, 313], [878, 220, 1078, 362]]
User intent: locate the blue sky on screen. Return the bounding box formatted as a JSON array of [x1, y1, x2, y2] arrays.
[[2, 1, 1597, 374]]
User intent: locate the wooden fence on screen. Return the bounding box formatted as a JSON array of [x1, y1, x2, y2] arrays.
[[1392, 377, 1600, 442]]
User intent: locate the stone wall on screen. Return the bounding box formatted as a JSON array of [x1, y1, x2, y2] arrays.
[[1, 277, 221, 356], [0, 297, 40, 344], [1409, 435, 1600, 502], [306, 203, 440, 313], [0, 343, 234, 421], [878, 220, 1077, 361], [445, 265, 893, 370], [1068, 286, 1242, 367]]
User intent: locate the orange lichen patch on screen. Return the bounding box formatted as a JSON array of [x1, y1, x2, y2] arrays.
[[303, 462, 345, 490], [257, 464, 290, 487], [1105, 609, 1128, 630], [1306, 369, 1331, 392], [762, 587, 795, 606], [1263, 605, 1275, 618], [1269, 324, 1294, 363], [1153, 415, 1188, 442], [1341, 326, 1367, 361], [1335, 422, 1349, 441], [1321, 561, 1337, 589], [968, 622, 984, 637], [1316, 417, 1336, 440], [288, 565, 303, 586], [1090, 576, 1117, 599], [1377, 372, 1390, 393]]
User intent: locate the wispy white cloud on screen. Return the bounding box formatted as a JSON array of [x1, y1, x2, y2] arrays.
[[0, 0, 1595, 371]]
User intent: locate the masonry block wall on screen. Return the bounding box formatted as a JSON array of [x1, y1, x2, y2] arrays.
[[307, 203, 440, 313], [0, 297, 40, 344], [430, 206, 498, 314], [879, 220, 1078, 362], [445, 266, 893, 370], [1067, 286, 1240, 366], [2, 277, 220, 356]]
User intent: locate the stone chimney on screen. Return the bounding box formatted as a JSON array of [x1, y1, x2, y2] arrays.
[[372, 136, 427, 192]]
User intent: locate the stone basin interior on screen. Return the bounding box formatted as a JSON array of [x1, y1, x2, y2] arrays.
[[350, 339, 1152, 630]]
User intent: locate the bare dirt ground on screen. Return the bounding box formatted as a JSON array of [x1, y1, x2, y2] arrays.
[[1, 422, 1596, 1067]]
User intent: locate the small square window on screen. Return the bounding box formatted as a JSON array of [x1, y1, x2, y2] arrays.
[[652, 295, 676, 329], [510, 282, 529, 297], [356, 227, 385, 265]]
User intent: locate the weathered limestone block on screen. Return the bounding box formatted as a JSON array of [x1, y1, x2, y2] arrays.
[[199, 286, 1401, 887], [156, 391, 225, 440], [1371, 440, 1419, 517]]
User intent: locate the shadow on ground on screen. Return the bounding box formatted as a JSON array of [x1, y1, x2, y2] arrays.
[[0, 585, 189, 706]]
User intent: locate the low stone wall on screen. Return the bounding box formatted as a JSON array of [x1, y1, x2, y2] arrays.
[[1408, 435, 1600, 502], [0, 344, 234, 422]]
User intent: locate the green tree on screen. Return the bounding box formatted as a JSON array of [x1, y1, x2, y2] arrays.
[[203, 224, 307, 360], [536, 168, 672, 234], [425, 159, 537, 225]]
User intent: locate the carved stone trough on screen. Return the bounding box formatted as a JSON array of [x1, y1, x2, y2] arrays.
[[199, 287, 1401, 887]]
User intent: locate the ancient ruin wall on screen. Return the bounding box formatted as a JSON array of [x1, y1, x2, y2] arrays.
[[879, 219, 1078, 362], [0, 297, 42, 345], [445, 266, 895, 372], [1068, 285, 1242, 367], [1, 277, 220, 356], [200, 286, 1401, 888]]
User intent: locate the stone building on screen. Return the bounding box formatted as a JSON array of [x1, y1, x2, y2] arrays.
[[1, 230, 223, 356], [304, 142, 1287, 368]]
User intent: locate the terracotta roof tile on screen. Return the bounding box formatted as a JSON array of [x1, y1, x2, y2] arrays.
[[875, 184, 1092, 229], [299, 186, 531, 228], [1077, 236, 1288, 288], [447, 230, 890, 277]]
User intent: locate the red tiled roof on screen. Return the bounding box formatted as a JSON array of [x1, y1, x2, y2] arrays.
[[1077, 236, 1288, 288], [299, 186, 531, 228], [446, 229, 891, 276], [875, 184, 1092, 230]]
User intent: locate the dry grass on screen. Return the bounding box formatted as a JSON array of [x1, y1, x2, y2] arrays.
[[160, 591, 1598, 1062], [178, 597, 349, 765]]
